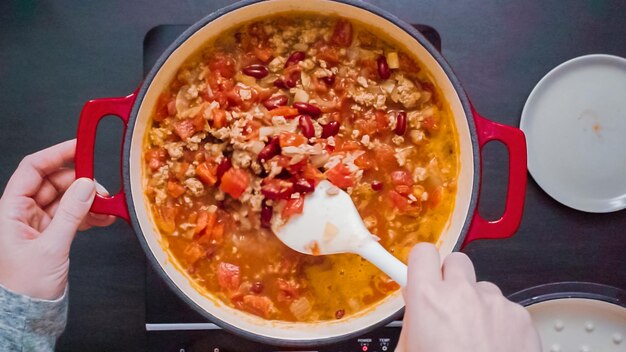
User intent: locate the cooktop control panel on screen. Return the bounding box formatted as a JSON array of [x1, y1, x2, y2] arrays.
[[147, 327, 401, 352]]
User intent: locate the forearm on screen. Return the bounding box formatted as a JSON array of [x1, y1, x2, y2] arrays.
[[0, 283, 68, 352]]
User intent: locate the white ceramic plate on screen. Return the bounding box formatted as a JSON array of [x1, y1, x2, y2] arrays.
[[527, 298, 625, 352], [520, 54, 626, 213]]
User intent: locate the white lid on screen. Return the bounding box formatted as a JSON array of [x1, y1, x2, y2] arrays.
[[527, 298, 626, 352], [520, 54, 626, 213]]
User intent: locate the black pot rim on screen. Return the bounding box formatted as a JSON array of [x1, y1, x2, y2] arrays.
[[123, 0, 480, 347]]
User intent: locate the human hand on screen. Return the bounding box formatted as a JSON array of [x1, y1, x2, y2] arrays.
[[0, 140, 115, 300], [396, 243, 541, 352]]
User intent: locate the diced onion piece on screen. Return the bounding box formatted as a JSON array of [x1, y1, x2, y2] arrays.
[[248, 140, 265, 154], [386, 52, 399, 69], [347, 47, 360, 61], [259, 127, 275, 142], [175, 86, 191, 116], [380, 80, 395, 94], [293, 88, 309, 103], [236, 72, 257, 87], [289, 297, 312, 320], [300, 72, 311, 89]]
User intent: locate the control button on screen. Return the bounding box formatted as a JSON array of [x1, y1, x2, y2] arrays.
[[362, 346, 368, 352]]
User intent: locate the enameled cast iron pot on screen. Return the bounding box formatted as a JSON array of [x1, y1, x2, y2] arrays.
[[75, 0, 528, 346]]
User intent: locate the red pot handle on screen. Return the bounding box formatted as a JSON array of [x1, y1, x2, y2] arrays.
[[75, 93, 136, 222], [462, 106, 528, 247]]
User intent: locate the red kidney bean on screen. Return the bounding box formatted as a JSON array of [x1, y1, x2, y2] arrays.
[[285, 70, 300, 88], [377, 55, 391, 80], [274, 76, 298, 89], [371, 181, 384, 191], [262, 95, 288, 110], [294, 178, 315, 194], [273, 78, 288, 89], [216, 157, 232, 181], [321, 121, 340, 138], [285, 51, 306, 68], [298, 115, 315, 139], [261, 179, 295, 200], [251, 281, 265, 293], [335, 309, 345, 319], [394, 111, 407, 136], [260, 202, 273, 228], [330, 19, 353, 47], [242, 64, 269, 79], [257, 136, 281, 162], [293, 102, 322, 117], [321, 74, 335, 86]]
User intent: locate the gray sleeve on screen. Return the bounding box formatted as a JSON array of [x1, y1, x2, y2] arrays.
[[0, 283, 68, 352]]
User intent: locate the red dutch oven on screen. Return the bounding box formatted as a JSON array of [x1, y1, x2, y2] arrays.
[[74, 0, 527, 346]]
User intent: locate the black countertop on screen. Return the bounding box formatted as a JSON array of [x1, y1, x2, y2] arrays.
[[1, 1, 625, 351]]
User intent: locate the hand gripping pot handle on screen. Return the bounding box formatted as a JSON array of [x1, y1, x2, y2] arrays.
[[463, 106, 528, 248], [75, 93, 136, 222]]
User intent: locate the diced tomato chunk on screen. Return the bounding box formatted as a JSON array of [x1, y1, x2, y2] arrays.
[[278, 132, 307, 148], [354, 154, 374, 170], [219, 168, 250, 199], [337, 140, 362, 152], [242, 295, 273, 318], [375, 110, 389, 132], [166, 180, 186, 198], [154, 93, 173, 122], [354, 118, 378, 135], [183, 243, 205, 265], [388, 190, 420, 213], [422, 115, 440, 132], [253, 46, 273, 62], [196, 162, 218, 186], [195, 210, 217, 236], [212, 109, 227, 128], [391, 170, 413, 186], [357, 58, 378, 81], [394, 185, 412, 196], [209, 52, 236, 79], [268, 106, 299, 118], [373, 144, 397, 169], [427, 185, 443, 209], [145, 148, 167, 171], [282, 197, 304, 218], [197, 213, 220, 244], [226, 85, 257, 109], [217, 262, 241, 291], [330, 19, 353, 47], [276, 278, 300, 303], [388, 190, 409, 211], [195, 211, 209, 235], [191, 113, 205, 131], [317, 45, 341, 64], [325, 163, 354, 189], [302, 164, 324, 181], [173, 119, 198, 140], [154, 204, 179, 233], [374, 274, 401, 294], [211, 222, 225, 243]]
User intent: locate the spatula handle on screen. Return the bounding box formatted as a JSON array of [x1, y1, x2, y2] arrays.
[[356, 240, 408, 287]]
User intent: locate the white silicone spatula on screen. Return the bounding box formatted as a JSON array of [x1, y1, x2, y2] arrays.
[[273, 180, 408, 287]]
